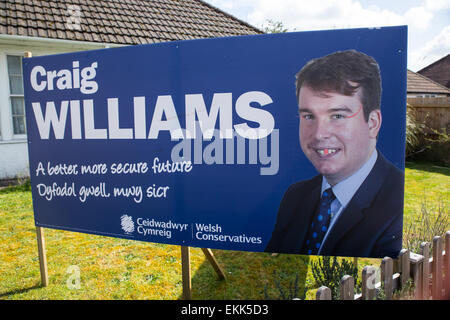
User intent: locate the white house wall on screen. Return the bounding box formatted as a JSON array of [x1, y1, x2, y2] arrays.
[[0, 37, 121, 180], [0, 140, 29, 179]]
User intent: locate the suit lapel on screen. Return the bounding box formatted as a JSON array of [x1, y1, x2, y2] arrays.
[[320, 196, 365, 254], [289, 177, 322, 253], [320, 152, 388, 254]]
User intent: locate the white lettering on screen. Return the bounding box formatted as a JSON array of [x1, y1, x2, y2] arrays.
[[148, 95, 184, 140], [29, 61, 98, 94], [185, 93, 232, 139], [234, 91, 274, 139], [30, 65, 47, 91], [83, 99, 107, 139], [32, 101, 69, 139], [107, 98, 133, 139], [134, 96, 147, 139]]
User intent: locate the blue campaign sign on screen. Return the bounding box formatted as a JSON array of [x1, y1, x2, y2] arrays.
[[23, 26, 407, 258]]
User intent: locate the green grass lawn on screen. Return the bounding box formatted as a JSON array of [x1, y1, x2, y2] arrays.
[[403, 162, 449, 226], [0, 161, 448, 300]]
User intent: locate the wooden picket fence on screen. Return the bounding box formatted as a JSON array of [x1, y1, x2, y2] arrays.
[[316, 231, 450, 300]]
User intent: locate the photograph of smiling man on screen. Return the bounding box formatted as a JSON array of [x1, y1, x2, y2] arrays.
[[265, 50, 404, 258]]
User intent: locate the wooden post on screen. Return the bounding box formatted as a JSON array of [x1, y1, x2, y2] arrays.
[[421, 242, 430, 300], [316, 286, 331, 300], [340, 275, 354, 300], [409, 251, 424, 300], [201, 248, 226, 280], [361, 266, 376, 300], [399, 249, 410, 288], [181, 246, 191, 300], [353, 257, 358, 270], [381, 257, 393, 300], [445, 231, 450, 300], [180, 247, 226, 299], [35, 226, 49, 287], [432, 236, 443, 299], [25, 50, 49, 288]]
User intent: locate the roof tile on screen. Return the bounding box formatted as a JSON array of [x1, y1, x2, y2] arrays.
[[27, 27, 37, 36], [37, 28, 48, 37], [1, 0, 262, 44], [407, 70, 450, 94]]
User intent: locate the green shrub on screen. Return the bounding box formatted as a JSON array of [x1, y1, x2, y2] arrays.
[[311, 256, 359, 300], [403, 197, 449, 254], [405, 106, 426, 158], [264, 271, 307, 300], [405, 106, 450, 165], [261, 19, 288, 34], [0, 177, 31, 194], [393, 279, 416, 300], [421, 129, 450, 166]]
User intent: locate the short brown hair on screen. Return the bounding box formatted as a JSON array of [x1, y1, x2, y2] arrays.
[[295, 50, 381, 121]]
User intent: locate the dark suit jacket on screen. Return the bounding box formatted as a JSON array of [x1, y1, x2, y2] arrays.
[[265, 152, 404, 258]]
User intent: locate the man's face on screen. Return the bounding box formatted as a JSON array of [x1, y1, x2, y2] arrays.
[[298, 85, 381, 185]]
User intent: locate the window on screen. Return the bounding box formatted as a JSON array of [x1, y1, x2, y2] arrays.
[[7, 55, 26, 135]]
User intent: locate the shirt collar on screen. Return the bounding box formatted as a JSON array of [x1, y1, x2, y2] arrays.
[[321, 149, 378, 207]]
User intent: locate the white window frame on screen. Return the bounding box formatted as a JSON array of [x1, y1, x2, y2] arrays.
[[0, 52, 7, 141], [6, 53, 27, 140], [1, 51, 28, 142]]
